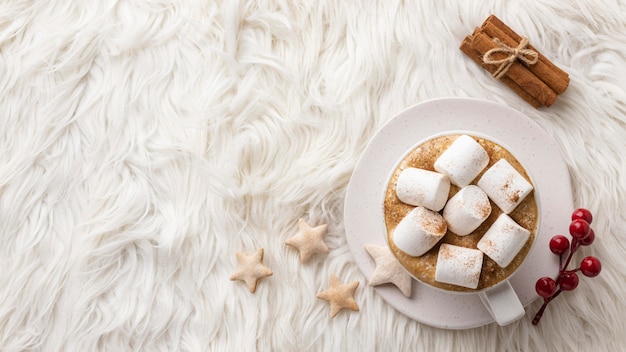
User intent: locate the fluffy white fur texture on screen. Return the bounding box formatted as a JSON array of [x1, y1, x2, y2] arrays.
[[1, 1, 625, 351]]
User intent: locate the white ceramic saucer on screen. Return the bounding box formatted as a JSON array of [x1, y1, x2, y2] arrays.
[[344, 98, 573, 329]]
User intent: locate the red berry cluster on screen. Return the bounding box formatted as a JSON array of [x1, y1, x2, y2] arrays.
[[532, 208, 602, 325]]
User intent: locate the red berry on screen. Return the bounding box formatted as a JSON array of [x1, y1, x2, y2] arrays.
[[569, 219, 591, 240], [549, 235, 570, 255], [579, 228, 595, 246], [559, 271, 579, 290], [535, 277, 557, 298], [580, 256, 602, 277], [572, 208, 593, 224]]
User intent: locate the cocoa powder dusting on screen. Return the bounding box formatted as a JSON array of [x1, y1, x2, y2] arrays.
[[421, 213, 447, 235], [476, 202, 491, 218], [510, 190, 521, 203], [439, 245, 452, 260]]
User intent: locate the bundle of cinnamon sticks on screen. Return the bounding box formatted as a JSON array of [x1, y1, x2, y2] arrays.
[[461, 15, 569, 108]]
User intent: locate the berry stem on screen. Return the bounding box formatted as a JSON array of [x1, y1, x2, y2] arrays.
[[532, 289, 563, 325], [561, 238, 578, 271], [535, 243, 575, 326], [532, 300, 549, 325]]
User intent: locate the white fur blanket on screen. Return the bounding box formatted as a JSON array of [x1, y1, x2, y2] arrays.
[[1, 1, 625, 351]]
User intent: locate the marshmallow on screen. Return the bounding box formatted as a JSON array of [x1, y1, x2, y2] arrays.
[[434, 135, 489, 187], [477, 159, 533, 214], [435, 243, 484, 289], [393, 206, 447, 257], [395, 168, 450, 211], [477, 214, 531, 268], [443, 185, 492, 236]]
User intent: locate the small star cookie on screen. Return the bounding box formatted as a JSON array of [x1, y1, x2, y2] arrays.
[[365, 244, 412, 297], [317, 274, 359, 318], [284, 218, 329, 263], [230, 248, 273, 293]]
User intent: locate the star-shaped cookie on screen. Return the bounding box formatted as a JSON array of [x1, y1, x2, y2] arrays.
[[229, 248, 273, 293], [365, 244, 412, 297], [284, 218, 329, 263], [317, 274, 359, 318]]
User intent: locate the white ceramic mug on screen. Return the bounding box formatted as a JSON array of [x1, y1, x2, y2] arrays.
[[386, 131, 540, 326]]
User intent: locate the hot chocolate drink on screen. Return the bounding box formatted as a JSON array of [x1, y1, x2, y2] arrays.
[[384, 134, 538, 292]]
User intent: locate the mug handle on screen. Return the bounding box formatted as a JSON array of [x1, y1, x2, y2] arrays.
[[478, 281, 525, 326]]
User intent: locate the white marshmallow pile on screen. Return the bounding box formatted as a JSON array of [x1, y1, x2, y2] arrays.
[[391, 134, 535, 287], [477, 213, 531, 268], [477, 158, 533, 214], [434, 134, 490, 187], [396, 167, 450, 211], [434, 243, 484, 289], [393, 206, 447, 257], [443, 185, 492, 236]]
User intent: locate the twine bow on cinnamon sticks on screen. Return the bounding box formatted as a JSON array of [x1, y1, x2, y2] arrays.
[[483, 37, 538, 79], [460, 15, 569, 108]]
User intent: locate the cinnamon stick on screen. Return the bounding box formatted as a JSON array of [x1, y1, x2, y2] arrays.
[[482, 15, 569, 94], [460, 37, 542, 108], [469, 31, 557, 107]]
